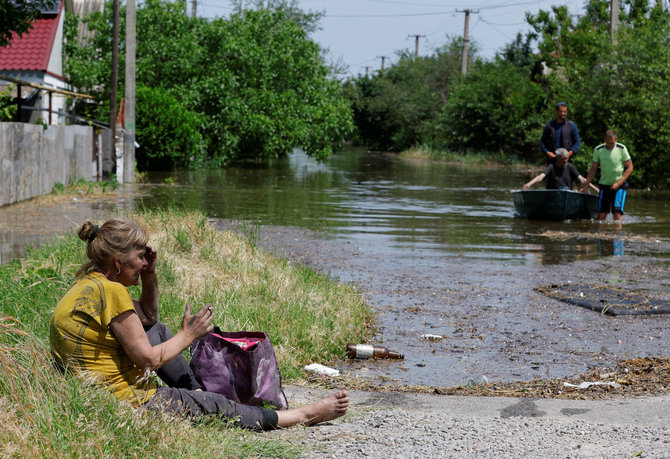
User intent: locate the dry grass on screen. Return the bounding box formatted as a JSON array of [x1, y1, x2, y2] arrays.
[[130, 209, 371, 379]]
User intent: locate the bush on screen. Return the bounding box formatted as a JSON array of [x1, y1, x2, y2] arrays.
[[135, 86, 206, 171]]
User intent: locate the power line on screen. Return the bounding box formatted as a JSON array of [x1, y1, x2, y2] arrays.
[[326, 11, 454, 18]]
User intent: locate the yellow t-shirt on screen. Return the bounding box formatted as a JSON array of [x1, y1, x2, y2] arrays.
[[50, 271, 157, 407]]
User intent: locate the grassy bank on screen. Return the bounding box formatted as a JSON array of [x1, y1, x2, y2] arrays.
[[0, 208, 372, 457], [399, 146, 529, 167]]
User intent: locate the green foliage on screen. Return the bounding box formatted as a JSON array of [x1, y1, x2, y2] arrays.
[[343, 0, 670, 188], [0, 84, 16, 121], [438, 60, 546, 159], [189, 8, 352, 163], [528, 0, 670, 187], [135, 86, 206, 171], [0, 0, 57, 47], [343, 39, 463, 152], [64, 0, 352, 169], [51, 177, 119, 195]]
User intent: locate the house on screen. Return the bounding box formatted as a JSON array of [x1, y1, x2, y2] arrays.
[[0, 0, 103, 125], [0, 0, 71, 124]]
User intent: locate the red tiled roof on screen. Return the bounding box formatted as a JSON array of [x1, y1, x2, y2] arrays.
[[0, 2, 63, 72]]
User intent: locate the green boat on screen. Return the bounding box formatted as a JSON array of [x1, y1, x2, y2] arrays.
[[512, 189, 599, 220]]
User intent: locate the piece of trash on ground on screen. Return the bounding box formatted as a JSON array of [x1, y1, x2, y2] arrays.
[[466, 375, 488, 388], [419, 333, 444, 341], [563, 381, 621, 389], [304, 363, 340, 377]]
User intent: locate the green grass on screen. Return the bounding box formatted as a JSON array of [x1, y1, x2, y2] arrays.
[[51, 177, 119, 195], [400, 146, 527, 166], [0, 207, 373, 457]]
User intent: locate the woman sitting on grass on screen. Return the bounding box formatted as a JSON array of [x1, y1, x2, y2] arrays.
[[49, 217, 348, 430]]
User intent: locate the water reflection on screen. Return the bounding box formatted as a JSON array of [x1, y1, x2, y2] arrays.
[[2, 149, 669, 265], [596, 221, 626, 257], [138, 150, 667, 265], [0, 193, 138, 264]]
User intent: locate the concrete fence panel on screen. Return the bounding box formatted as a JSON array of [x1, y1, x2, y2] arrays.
[[0, 122, 96, 206]]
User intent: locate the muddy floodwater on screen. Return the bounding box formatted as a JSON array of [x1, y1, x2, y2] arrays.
[[2, 149, 669, 388]]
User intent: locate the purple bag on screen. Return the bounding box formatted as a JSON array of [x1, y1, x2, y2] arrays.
[[189, 328, 288, 410]]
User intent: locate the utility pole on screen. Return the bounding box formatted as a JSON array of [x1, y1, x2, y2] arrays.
[[408, 34, 425, 59], [377, 56, 388, 71], [192, 0, 197, 17], [110, 0, 119, 176], [363, 66, 371, 76], [124, 0, 136, 183], [457, 9, 478, 75], [610, 0, 619, 44]]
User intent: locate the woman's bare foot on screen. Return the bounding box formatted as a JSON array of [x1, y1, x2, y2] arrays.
[[276, 390, 349, 427]]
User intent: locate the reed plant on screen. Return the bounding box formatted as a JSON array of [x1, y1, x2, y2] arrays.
[[0, 208, 372, 457]]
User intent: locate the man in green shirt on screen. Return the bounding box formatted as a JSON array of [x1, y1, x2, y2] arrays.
[[581, 130, 634, 221]]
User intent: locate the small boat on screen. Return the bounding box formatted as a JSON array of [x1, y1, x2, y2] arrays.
[[512, 189, 598, 220]]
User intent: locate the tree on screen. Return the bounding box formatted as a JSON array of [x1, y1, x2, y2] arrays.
[[0, 83, 16, 120], [64, 0, 352, 169], [179, 7, 352, 163], [0, 0, 57, 48], [439, 59, 546, 158], [343, 37, 463, 152]]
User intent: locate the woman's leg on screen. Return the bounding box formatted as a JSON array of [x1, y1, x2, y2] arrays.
[[276, 390, 349, 427], [144, 321, 203, 390], [146, 387, 278, 430], [144, 388, 349, 431]]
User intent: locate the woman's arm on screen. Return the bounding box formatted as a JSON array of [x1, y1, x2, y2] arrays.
[[135, 246, 159, 326], [110, 303, 214, 371]]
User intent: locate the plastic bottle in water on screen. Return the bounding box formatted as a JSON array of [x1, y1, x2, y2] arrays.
[[346, 343, 404, 359]]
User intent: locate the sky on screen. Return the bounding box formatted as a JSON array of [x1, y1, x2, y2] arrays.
[[197, 0, 588, 78]]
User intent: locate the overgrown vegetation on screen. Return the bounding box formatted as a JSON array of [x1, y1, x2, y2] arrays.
[[51, 177, 119, 195], [0, 208, 372, 456], [64, 0, 353, 170], [343, 0, 670, 188], [0, 84, 16, 121]]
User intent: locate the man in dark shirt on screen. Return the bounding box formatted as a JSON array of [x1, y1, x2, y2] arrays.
[[540, 102, 581, 163], [522, 149, 598, 191]]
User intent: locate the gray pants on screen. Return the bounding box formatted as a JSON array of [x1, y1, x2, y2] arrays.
[[143, 321, 278, 431]]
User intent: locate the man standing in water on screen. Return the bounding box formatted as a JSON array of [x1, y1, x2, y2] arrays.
[[581, 130, 634, 222], [540, 102, 581, 163]]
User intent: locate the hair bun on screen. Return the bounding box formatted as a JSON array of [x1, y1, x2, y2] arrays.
[[78, 221, 97, 243]]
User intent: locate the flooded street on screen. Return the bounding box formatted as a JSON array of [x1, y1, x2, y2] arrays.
[[249, 222, 670, 388], [2, 149, 669, 388]]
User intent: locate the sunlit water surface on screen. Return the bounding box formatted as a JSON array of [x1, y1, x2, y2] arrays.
[[137, 149, 670, 265]]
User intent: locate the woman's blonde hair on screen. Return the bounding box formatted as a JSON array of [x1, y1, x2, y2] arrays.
[[76, 218, 149, 277]]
